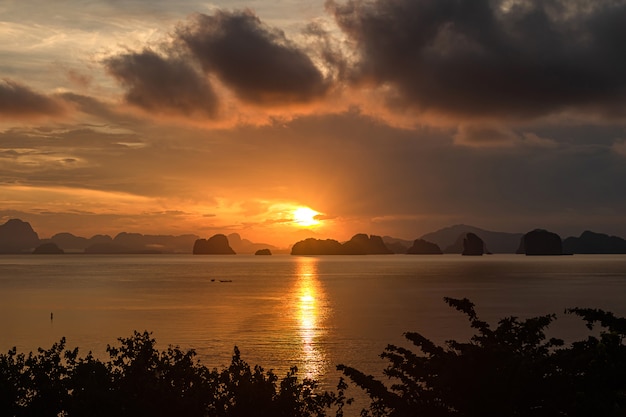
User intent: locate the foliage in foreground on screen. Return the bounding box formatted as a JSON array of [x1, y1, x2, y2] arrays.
[[339, 297, 626, 417], [0, 331, 350, 417], [1, 298, 626, 417]]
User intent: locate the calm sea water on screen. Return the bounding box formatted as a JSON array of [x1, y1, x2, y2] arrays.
[[1, 254, 626, 391]]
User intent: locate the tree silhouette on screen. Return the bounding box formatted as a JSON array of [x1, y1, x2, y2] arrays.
[[0, 330, 350, 417], [338, 297, 626, 417], [2, 302, 625, 416]]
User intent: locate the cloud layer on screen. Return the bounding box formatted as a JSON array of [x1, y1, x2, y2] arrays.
[[1, 1, 626, 244], [0, 80, 64, 119], [328, 0, 626, 120], [100, 9, 335, 120], [4, 1, 626, 125], [105, 50, 218, 117], [178, 10, 330, 105], [89, 1, 626, 126]]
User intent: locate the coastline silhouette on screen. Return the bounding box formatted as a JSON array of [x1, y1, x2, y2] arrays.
[[2, 218, 626, 255]]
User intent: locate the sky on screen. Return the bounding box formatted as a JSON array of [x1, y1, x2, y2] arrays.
[[1, 0, 626, 247]]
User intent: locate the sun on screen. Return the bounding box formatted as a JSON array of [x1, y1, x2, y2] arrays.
[[292, 207, 321, 227]]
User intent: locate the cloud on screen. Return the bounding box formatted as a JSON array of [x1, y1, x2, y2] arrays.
[[453, 124, 558, 147], [177, 10, 330, 105], [65, 69, 93, 88], [453, 124, 520, 147], [0, 79, 64, 119], [613, 140, 626, 157], [60, 93, 136, 124], [520, 132, 558, 148], [104, 49, 218, 117], [327, 0, 626, 121]]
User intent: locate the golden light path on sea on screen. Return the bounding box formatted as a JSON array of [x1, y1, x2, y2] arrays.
[[294, 256, 327, 380]]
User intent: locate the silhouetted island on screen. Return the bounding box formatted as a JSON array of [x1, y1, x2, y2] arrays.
[[462, 233, 485, 256], [382, 236, 414, 253], [255, 249, 272, 255], [228, 233, 280, 254], [291, 234, 393, 255], [5, 217, 626, 256], [406, 239, 443, 254], [519, 229, 563, 255], [342, 234, 393, 255], [291, 238, 344, 255], [46, 232, 105, 251], [0, 219, 40, 253], [32, 242, 64, 254], [193, 234, 236, 255], [112, 232, 197, 254], [563, 231, 626, 254], [422, 224, 522, 254]]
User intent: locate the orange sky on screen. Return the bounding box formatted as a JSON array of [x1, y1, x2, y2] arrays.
[[1, 0, 626, 247]]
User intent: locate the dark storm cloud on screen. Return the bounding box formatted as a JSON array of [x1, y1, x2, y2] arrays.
[[177, 10, 329, 105], [0, 80, 63, 118], [60, 93, 136, 124], [104, 49, 218, 117], [327, 0, 626, 119]]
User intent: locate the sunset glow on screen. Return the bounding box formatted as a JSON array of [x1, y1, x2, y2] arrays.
[[292, 207, 321, 227], [294, 257, 327, 380], [2, 5, 626, 417], [0, 0, 625, 246]]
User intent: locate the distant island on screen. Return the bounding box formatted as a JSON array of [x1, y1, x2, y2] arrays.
[[0, 219, 40, 253], [519, 229, 565, 256], [193, 234, 236, 255], [32, 242, 64, 255], [406, 239, 442, 255], [291, 234, 393, 255], [462, 233, 485, 256], [2, 218, 626, 255], [564, 231, 626, 254], [0, 219, 284, 255], [417, 224, 522, 254]]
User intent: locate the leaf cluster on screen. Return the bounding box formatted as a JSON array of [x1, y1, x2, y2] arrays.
[[339, 298, 626, 417], [0, 331, 350, 417]]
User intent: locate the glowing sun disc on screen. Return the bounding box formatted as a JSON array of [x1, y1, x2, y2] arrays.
[[293, 207, 320, 227]]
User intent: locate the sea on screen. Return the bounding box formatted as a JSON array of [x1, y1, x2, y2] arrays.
[[1, 254, 626, 396]]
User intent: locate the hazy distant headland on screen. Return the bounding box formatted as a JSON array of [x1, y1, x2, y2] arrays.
[[406, 239, 443, 255], [0, 219, 282, 255], [291, 233, 393, 255], [2, 218, 626, 256]]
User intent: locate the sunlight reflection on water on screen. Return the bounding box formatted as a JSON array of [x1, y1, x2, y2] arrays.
[[2, 253, 626, 400], [294, 256, 327, 380]]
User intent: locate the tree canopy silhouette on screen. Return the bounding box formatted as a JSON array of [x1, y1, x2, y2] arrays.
[[0, 331, 350, 417], [338, 297, 626, 417], [2, 299, 625, 416]]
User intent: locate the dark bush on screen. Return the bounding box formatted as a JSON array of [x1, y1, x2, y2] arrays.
[[2, 300, 625, 417], [0, 331, 349, 417], [338, 297, 626, 417]]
